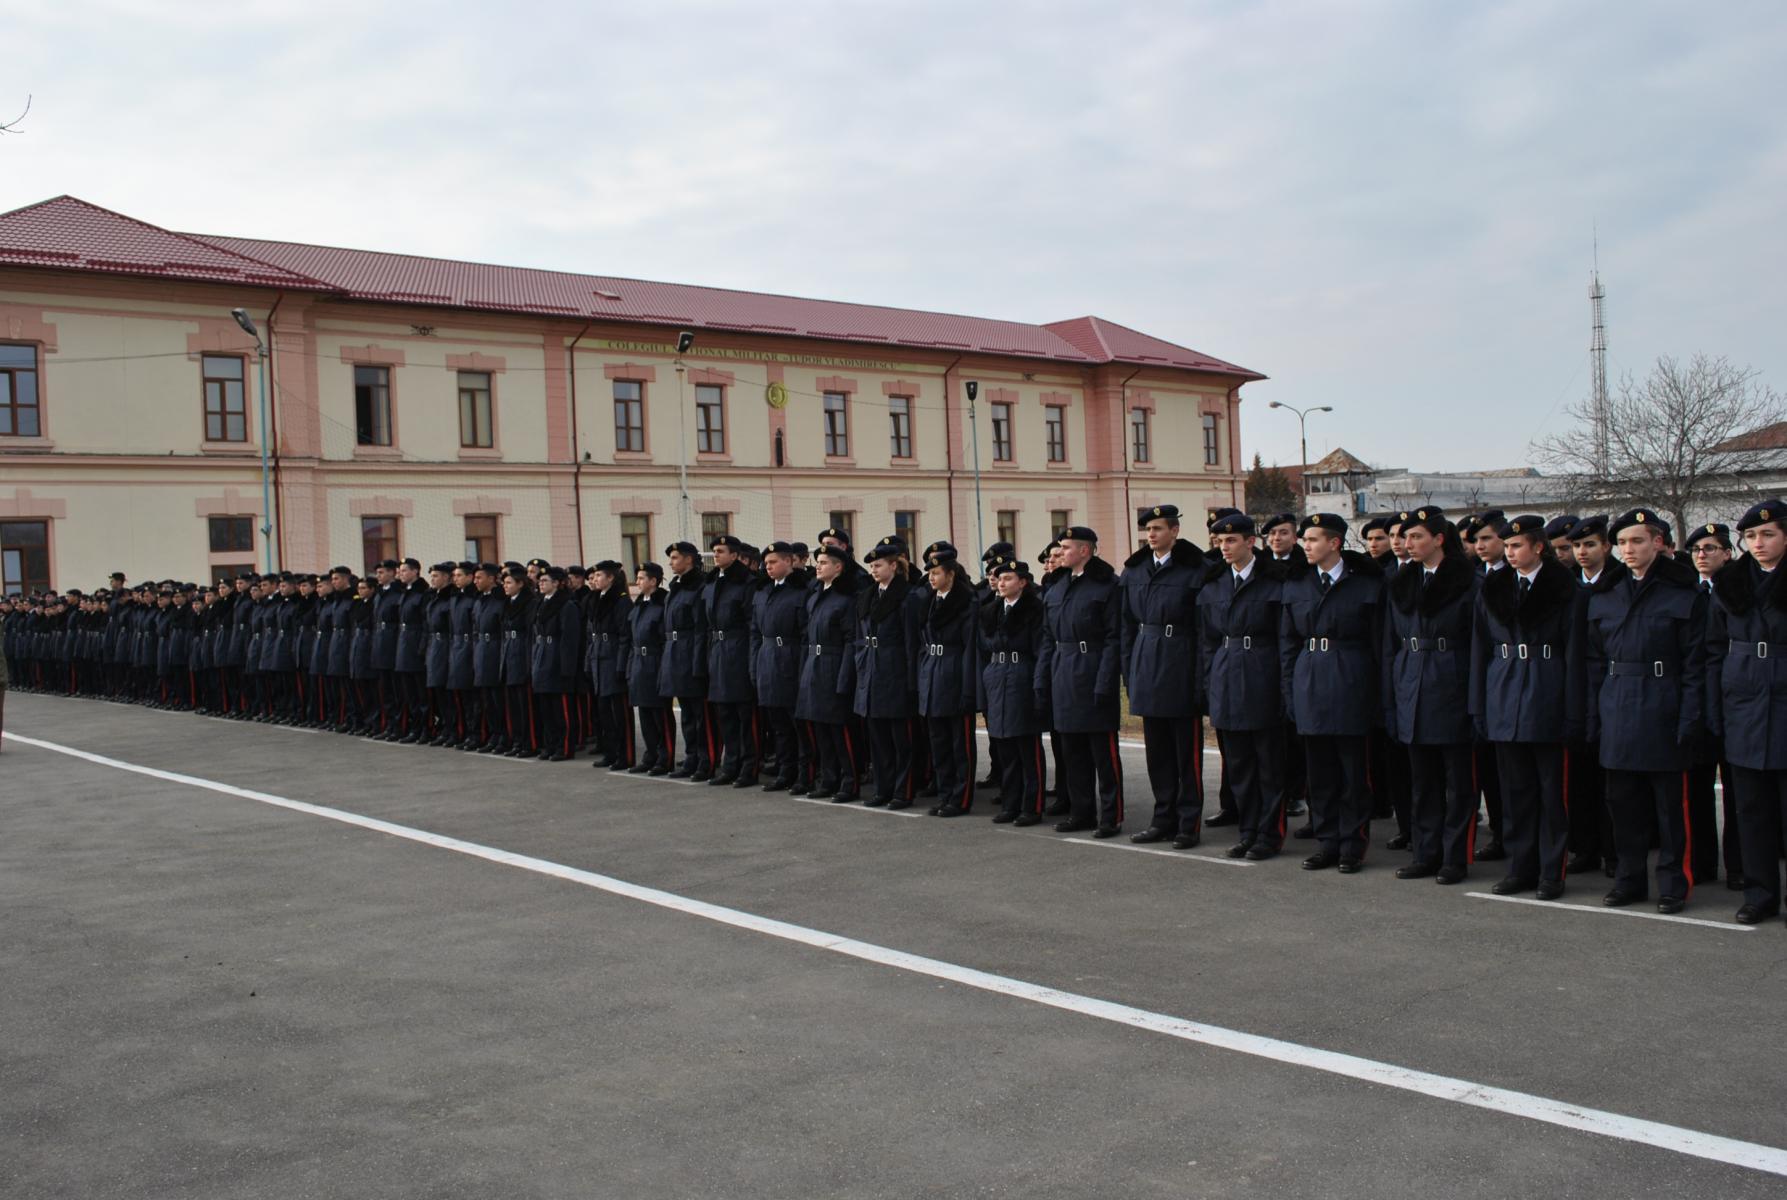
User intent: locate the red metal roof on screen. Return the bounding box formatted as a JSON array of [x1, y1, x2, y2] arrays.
[[0, 195, 1263, 380], [0, 196, 330, 290]]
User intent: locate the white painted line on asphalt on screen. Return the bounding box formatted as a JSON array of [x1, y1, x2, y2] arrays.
[[1466, 891, 1753, 932], [1006, 828, 1255, 867], [789, 796, 922, 818], [7, 727, 1785, 1181]]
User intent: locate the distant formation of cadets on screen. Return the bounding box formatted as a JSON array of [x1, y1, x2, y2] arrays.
[[6, 498, 1787, 928]]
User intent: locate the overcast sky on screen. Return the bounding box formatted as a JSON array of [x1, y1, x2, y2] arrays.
[[6, 0, 1784, 472]]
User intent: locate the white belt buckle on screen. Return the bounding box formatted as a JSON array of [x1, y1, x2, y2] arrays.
[[1759, 642, 1770, 659], [1078, 640, 1088, 653], [1518, 643, 1529, 660], [1653, 660, 1665, 677], [1163, 624, 1174, 638]]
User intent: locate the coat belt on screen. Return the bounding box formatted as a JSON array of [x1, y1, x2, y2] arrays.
[[1138, 623, 1177, 637], [1728, 639, 1777, 659], [1055, 640, 1095, 653], [1498, 642, 1553, 660], [1608, 660, 1671, 677]]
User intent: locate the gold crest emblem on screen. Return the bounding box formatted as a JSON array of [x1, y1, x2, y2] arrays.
[[1417, 509, 1427, 520], [1153, 507, 1162, 517], [1707, 523, 1716, 534], [1763, 509, 1772, 521], [1636, 512, 1646, 523]]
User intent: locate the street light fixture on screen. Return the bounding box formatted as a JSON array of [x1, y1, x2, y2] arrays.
[[230, 307, 277, 572], [1267, 401, 1334, 502]]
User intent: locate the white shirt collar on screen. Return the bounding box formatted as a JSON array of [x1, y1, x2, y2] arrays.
[[1319, 561, 1343, 586], [1583, 570, 1601, 585], [1517, 564, 1541, 583], [1233, 558, 1255, 582], [1484, 560, 1506, 571]]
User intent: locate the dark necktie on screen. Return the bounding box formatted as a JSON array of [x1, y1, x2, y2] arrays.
[[1318, 572, 1331, 595], [1519, 576, 1531, 597]]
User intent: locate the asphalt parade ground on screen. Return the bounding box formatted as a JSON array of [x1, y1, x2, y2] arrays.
[[4, 691, 1785, 1199]]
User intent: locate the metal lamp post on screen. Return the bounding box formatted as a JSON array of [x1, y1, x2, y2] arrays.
[[965, 380, 985, 560], [1267, 400, 1333, 505], [230, 307, 277, 572]]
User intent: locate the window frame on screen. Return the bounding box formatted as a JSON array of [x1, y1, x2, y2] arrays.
[[1049, 509, 1072, 537], [823, 390, 851, 459], [893, 509, 918, 548], [827, 510, 855, 545], [360, 516, 400, 575], [0, 518, 50, 594], [887, 394, 914, 460], [990, 401, 1014, 463], [613, 378, 647, 454], [463, 514, 499, 563], [700, 512, 731, 543], [457, 370, 495, 449], [995, 510, 1018, 549], [354, 364, 393, 448], [207, 515, 255, 554], [0, 342, 43, 439], [1202, 413, 1220, 466], [619, 514, 651, 574], [695, 383, 727, 456], [1131, 406, 1151, 464], [201, 353, 249, 444], [1044, 405, 1067, 464]]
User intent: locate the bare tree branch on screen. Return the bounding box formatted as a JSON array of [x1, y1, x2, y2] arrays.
[[0, 95, 29, 134], [1533, 353, 1784, 529]]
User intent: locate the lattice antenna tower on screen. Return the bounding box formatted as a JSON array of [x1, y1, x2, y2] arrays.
[[1589, 233, 1609, 479]]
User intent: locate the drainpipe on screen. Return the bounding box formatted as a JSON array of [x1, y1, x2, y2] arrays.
[[940, 354, 962, 544], [566, 321, 592, 563]]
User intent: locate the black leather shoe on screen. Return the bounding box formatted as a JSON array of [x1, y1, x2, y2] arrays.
[[733, 776, 758, 788], [627, 763, 651, 774], [708, 772, 737, 787], [1055, 818, 1095, 833], [1225, 842, 1253, 859], [1244, 844, 1278, 861], [1602, 888, 1641, 908], [810, 789, 836, 801], [1435, 865, 1467, 885], [1205, 811, 1239, 827], [1476, 840, 1507, 862], [832, 792, 860, 805], [1092, 825, 1121, 839], [1566, 852, 1601, 874], [1396, 862, 1437, 880], [990, 812, 1017, 824], [1734, 903, 1779, 925], [887, 799, 913, 811], [862, 796, 888, 808], [690, 772, 712, 784], [934, 805, 965, 818], [761, 780, 790, 792], [1301, 850, 1339, 871], [1130, 827, 1171, 844], [1535, 880, 1565, 901], [1336, 857, 1362, 874], [1491, 876, 1535, 896], [648, 765, 670, 777], [1385, 833, 1411, 851], [1012, 813, 1041, 827], [790, 784, 810, 796], [1656, 896, 1686, 915], [1172, 832, 1201, 850], [667, 768, 692, 780]]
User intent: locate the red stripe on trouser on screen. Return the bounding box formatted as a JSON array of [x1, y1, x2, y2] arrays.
[[1109, 732, 1124, 824], [841, 726, 857, 781], [702, 702, 716, 768], [1680, 771, 1694, 895], [959, 717, 974, 811]]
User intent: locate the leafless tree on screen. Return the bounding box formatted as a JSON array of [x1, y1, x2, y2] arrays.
[[0, 95, 29, 135], [1534, 353, 1784, 531]]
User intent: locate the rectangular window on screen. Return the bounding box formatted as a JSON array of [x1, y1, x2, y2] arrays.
[[1131, 406, 1151, 464], [990, 402, 1013, 462], [620, 514, 650, 573], [354, 365, 392, 446], [458, 371, 493, 448], [701, 512, 730, 544], [1, 519, 50, 594], [827, 510, 854, 544], [996, 510, 1018, 549], [888, 395, 913, 459], [894, 509, 918, 548], [202, 354, 247, 443], [695, 383, 726, 454], [208, 515, 255, 554], [613, 379, 645, 453], [464, 515, 498, 563], [1044, 405, 1066, 463], [210, 564, 242, 587], [0, 343, 42, 438], [1050, 509, 1071, 537], [823, 391, 850, 458], [1202, 413, 1219, 466], [360, 516, 399, 575]]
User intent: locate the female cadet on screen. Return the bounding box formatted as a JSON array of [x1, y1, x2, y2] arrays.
[[530, 566, 585, 762], [626, 563, 676, 776], [797, 544, 861, 801], [854, 540, 921, 808], [917, 552, 980, 817], [751, 542, 808, 792], [1383, 508, 1480, 884], [347, 576, 379, 733], [499, 568, 537, 757], [980, 558, 1048, 824]]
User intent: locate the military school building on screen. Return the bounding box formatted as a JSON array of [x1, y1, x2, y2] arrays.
[[0, 196, 1262, 592]]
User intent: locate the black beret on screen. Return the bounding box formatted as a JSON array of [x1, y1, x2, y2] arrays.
[[1495, 514, 1547, 540], [1542, 515, 1580, 541], [400, 557, 420, 571], [981, 540, 1015, 563], [1298, 512, 1348, 537], [566, 564, 588, 577], [664, 541, 699, 558], [526, 557, 551, 568], [431, 561, 457, 573], [1686, 522, 1732, 550], [456, 560, 476, 573], [475, 562, 501, 575], [790, 542, 811, 557], [1205, 506, 1241, 529], [1737, 498, 1786, 532], [637, 561, 665, 581], [816, 544, 855, 564], [593, 560, 624, 574], [862, 543, 903, 563], [876, 535, 909, 554], [1138, 504, 1180, 529], [1038, 540, 1060, 565], [710, 534, 744, 552], [377, 559, 399, 570], [1058, 525, 1098, 544], [1209, 512, 1255, 536], [503, 560, 524, 572], [924, 540, 959, 564], [1260, 513, 1298, 535], [1360, 516, 1394, 536], [1608, 508, 1666, 540], [1399, 506, 1448, 537], [762, 542, 796, 558], [542, 565, 569, 583], [1567, 515, 1608, 541], [330, 565, 353, 576], [817, 527, 852, 547], [988, 557, 1023, 577], [108, 571, 126, 580]]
